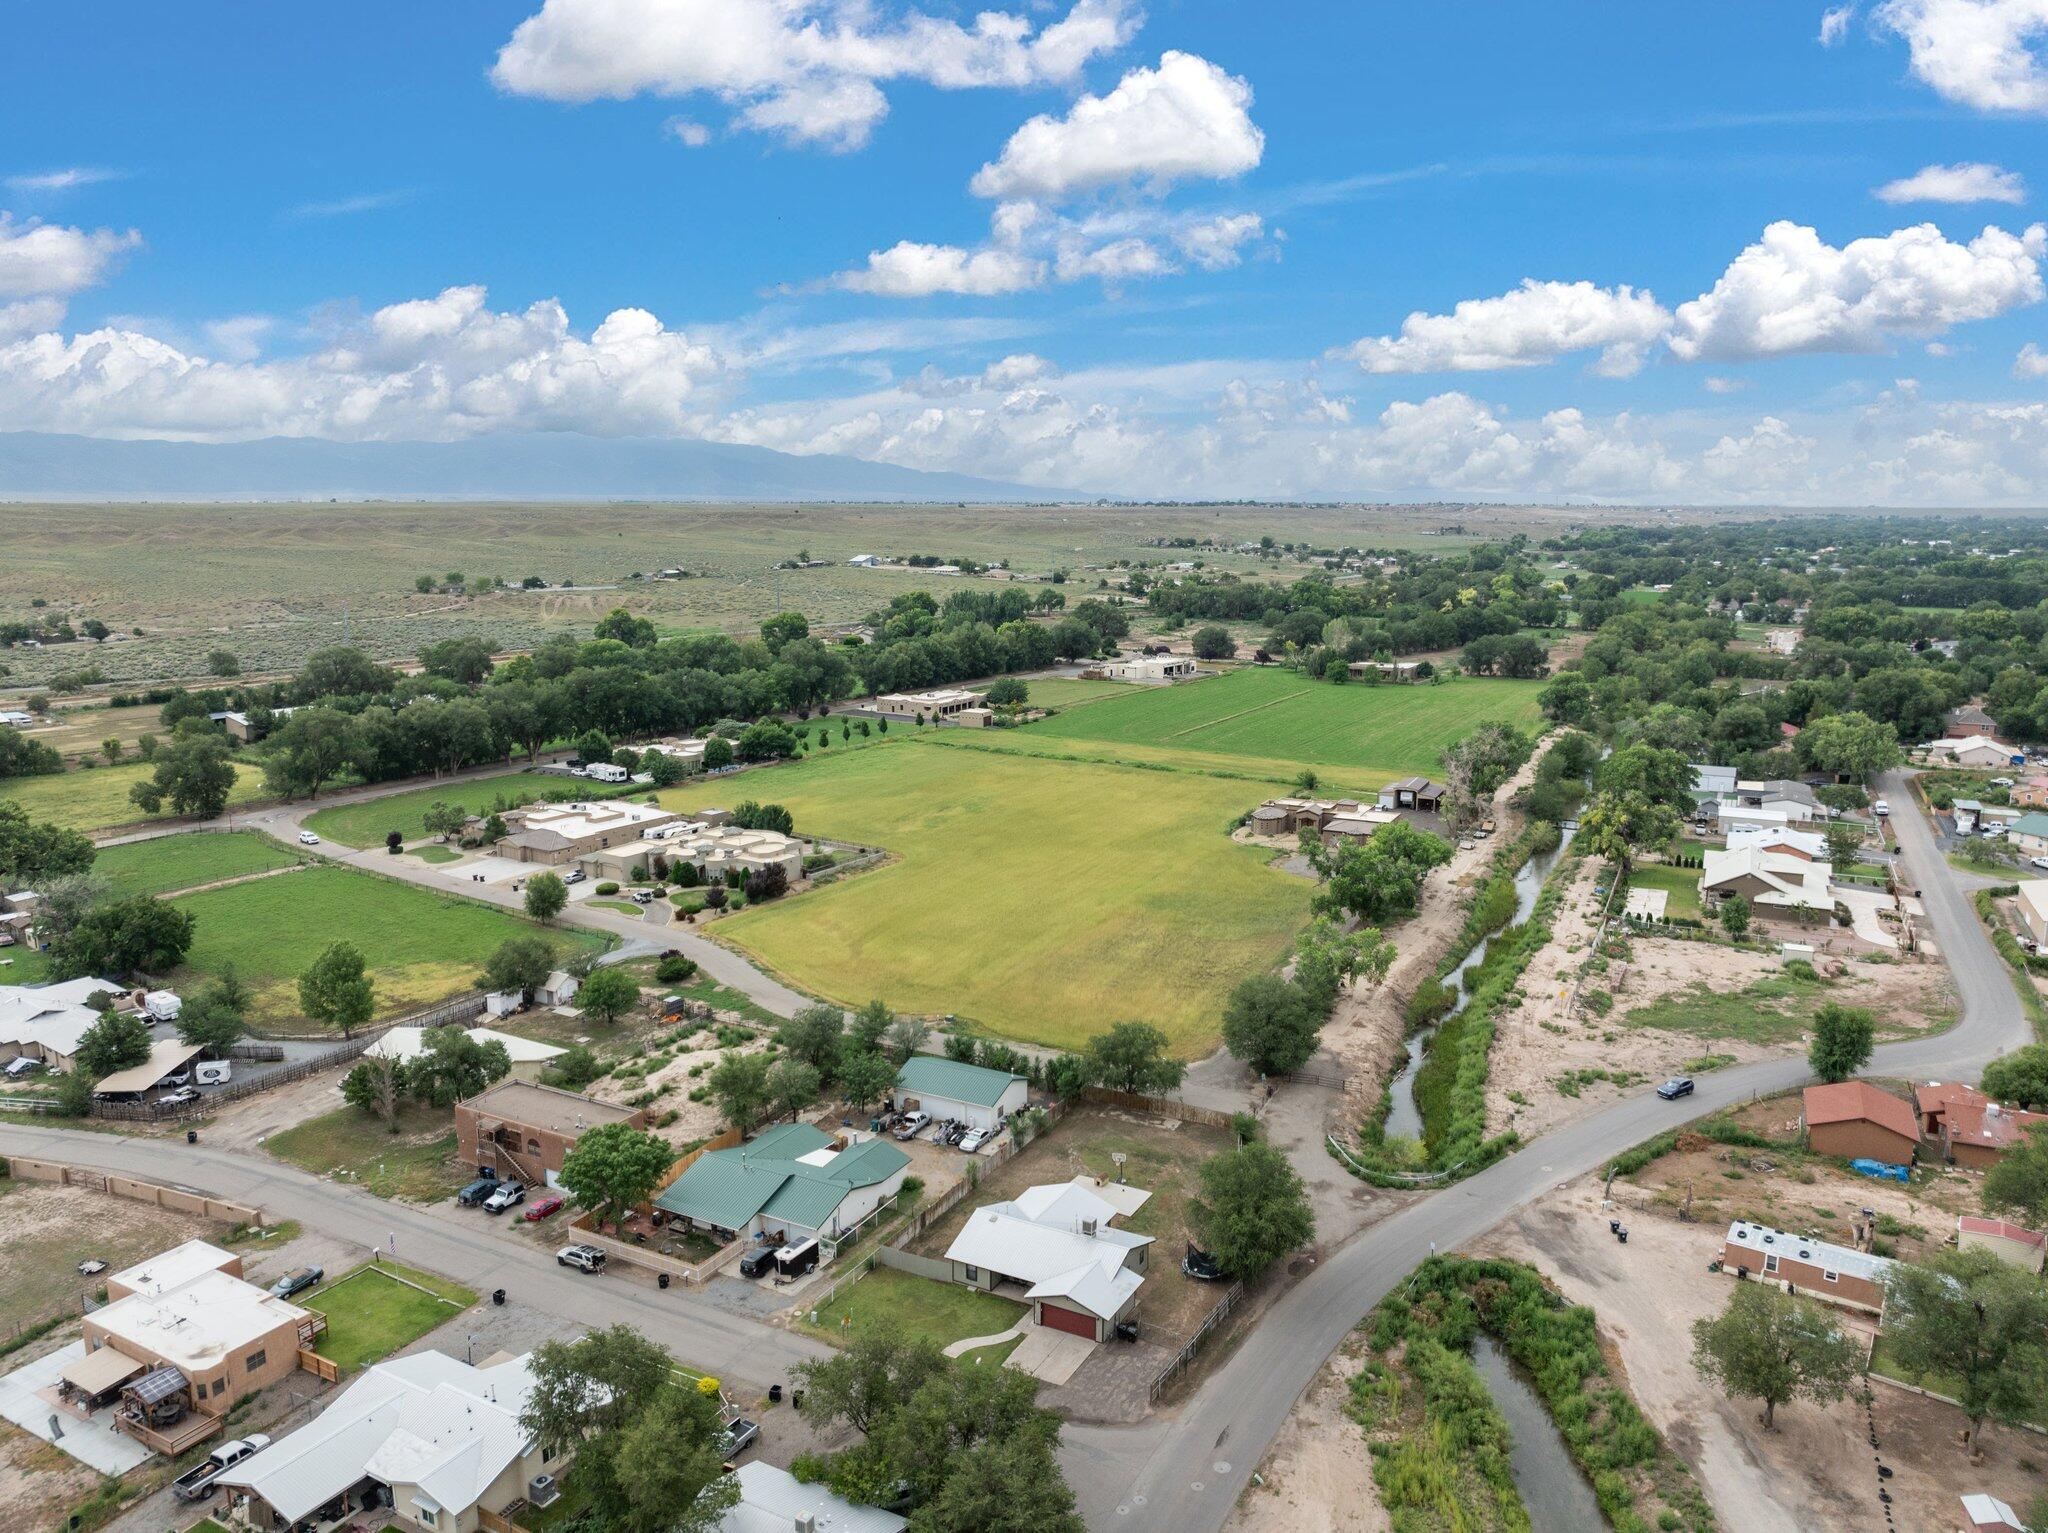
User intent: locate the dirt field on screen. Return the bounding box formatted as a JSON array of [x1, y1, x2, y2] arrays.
[[0, 1178, 231, 1334], [0, 1422, 102, 1533], [1487, 859, 1957, 1140], [908, 1106, 1234, 1342], [1224, 1339, 1389, 1533], [1471, 1176, 2045, 1533]]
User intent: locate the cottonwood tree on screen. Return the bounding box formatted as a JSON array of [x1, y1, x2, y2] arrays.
[[575, 966, 640, 1027], [1689, 1283, 1861, 1429], [1981, 1044, 2048, 1110], [1795, 711, 1902, 782], [794, 1326, 948, 1438], [708, 1049, 773, 1133], [1084, 1021, 1185, 1095], [777, 1003, 845, 1076], [610, 1386, 737, 1533], [75, 1009, 152, 1077], [524, 871, 568, 924], [768, 1057, 821, 1121], [128, 730, 236, 819], [559, 1123, 674, 1234], [848, 998, 895, 1054], [1983, 1123, 2048, 1227], [478, 936, 555, 999], [1308, 820, 1453, 924], [883, 1014, 932, 1065], [298, 940, 375, 1038], [1807, 1002, 1875, 1084], [1292, 918, 1394, 1012], [1882, 1249, 2048, 1456], [1190, 1141, 1315, 1281], [262, 707, 355, 799], [836, 1048, 897, 1114], [53, 895, 195, 978], [0, 802, 95, 887], [406, 1027, 512, 1107], [343, 1054, 406, 1128], [1221, 974, 1321, 1077]]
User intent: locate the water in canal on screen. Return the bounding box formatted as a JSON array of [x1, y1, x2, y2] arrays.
[[1381, 826, 1576, 1145], [1471, 1334, 1607, 1529]]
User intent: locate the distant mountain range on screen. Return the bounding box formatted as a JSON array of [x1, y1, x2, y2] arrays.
[[0, 430, 1065, 501]]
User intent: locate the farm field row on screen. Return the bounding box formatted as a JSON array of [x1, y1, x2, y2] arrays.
[[701, 738, 1308, 1054], [0, 759, 266, 833], [168, 863, 605, 1023], [95, 830, 302, 897], [1021, 666, 1543, 780]]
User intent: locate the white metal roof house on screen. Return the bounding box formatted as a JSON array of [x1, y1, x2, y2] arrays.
[[0, 975, 132, 1072], [215, 1351, 564, 1533], [942, 1177, 1153, 1341], [1701, 843, 1835, 915], [892, 1054, 1029, 1133], [366, 1026, 566, 1083], [717, 1461, 906, 1533], [1923, 736, 2020, 768]]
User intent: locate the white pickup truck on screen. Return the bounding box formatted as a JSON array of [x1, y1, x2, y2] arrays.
[[173, 1434, 270, 1500]]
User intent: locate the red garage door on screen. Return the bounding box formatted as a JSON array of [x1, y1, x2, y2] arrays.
[[1039, 1302, 1096, 1339]]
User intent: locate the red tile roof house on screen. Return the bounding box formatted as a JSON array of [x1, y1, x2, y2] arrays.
[[1917, 1081, 2048, 1169], [1800, 1081, 1919, 1166], [1958, 1216, 2046, 1274]]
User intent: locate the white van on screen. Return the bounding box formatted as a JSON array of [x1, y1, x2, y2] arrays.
[[1872, 799, 1889, 817]]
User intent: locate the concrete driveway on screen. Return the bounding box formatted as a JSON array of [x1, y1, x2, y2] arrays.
[[1832, 882, 1901, 949], [0, 1343, 149, 1474]]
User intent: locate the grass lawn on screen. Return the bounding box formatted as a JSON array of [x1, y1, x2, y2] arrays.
[[1869, 1337, 2048, 1428], [1016, 666, 1543, 785], [304, 1260, 476, 1374], [94, 831, 301, 898], [0, 760, 265, 833], [700, 739, 1309, 1053], [586, 898, 644, 916], [799, 1265, 1023, 1349], [266, 1104, 467, 1202], [0, 944, 54, 983], [169, 865, 604, 1021], [956, 1335, 1024, 1368], [1628, 863, 1704, 920], [302, 771, 634, 848], [407, 844, 462, 865], [1622, 973, 1836, 1043], [1013, 675, 1147, 710]]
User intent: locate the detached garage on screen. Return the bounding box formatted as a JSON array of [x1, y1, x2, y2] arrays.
[[892, 1055, 1029, 1133]]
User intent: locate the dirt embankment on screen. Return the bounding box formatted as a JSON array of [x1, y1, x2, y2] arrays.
[[1225, 1341, 1389, 1533], [1325, 738, 1552, 1133]]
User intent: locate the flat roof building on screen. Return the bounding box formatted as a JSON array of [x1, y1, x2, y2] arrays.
[[872, 689, 986, 720], [454, 1080, 645, 1188], [493, 800, 679, 865]]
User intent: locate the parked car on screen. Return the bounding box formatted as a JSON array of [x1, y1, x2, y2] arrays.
[[2031, 856, 2048, 871], [738, 1246, 781, 1280], [959, 1127, 989, 1153], [1873, 799, 1890, 817], [1182, 1245, 1226, 1282], [523, 1193, 566, 1221], [160, 1068, 193, 1088], [723, 1417, 760, 1457], [631, 889, 656, 904], [1991, 777, 2016, 788], [892, 1111, 929, 1141], [269, 1266, 323, 1299], [173, 1435, 271, 1501], [298, 831, 320, 846], [157, 1087, 201, 1106], [563, 869, 587, 884], [557, 1244, 607, 1273], [484, 1180, 526, 1214], [457, 1175, 501, 1207], [1656, 1076, 1696, 1100], [4, 1056, 45, 1078]]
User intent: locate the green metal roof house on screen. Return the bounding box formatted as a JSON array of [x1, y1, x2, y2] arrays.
[[653, 1121, 909, 1243], [893, 1055, 1030, 1131]]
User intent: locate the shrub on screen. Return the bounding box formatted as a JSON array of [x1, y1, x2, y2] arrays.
[[595, 881, 620, 896], [655, 954, 699, 984]]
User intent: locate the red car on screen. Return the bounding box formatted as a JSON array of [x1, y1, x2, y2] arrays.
[[523, 1194, 566, 1222]]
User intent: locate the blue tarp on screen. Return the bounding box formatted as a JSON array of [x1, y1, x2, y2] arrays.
[[1850, 1157, 1910, 1183]]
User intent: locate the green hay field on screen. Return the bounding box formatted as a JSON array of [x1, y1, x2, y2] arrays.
[[1016, 667, 1543, 784], [698, 740, 1309, 1054], [302, 771, 629, 848], [0, 760, 266, 833], [96, 831, 301, 897], [169, 865, 604, 1023]]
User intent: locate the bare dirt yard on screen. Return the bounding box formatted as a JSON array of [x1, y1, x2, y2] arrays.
[[1471, 1174, 2045, 1533], [0, 1177, 230, 1334], [1224, 1339, 1389, 1533], [582, 1013, 775, 1149], [0, 1422, 102, 1533], [1487, 860, 1957, 1141]]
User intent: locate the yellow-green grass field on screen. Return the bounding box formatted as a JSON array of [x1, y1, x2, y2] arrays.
[[302, 1261, 475, 1373], [169, 865, 604, 1022], [1012, 675, 1148, 710], [302, 770, 628, 848], [1018, 666, 1542, 786], [696, 740, 1310, 1054], [95, 830, 302, 897], [1627, 863, 1704, 921], [0, 760, 265, 833], [14, 701, 171, 760]]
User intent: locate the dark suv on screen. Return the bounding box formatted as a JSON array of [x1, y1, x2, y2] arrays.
[[1656, 1077, 1696, 1100]]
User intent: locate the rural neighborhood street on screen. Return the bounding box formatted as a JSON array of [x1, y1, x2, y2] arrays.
[[1058, 770, 2032, 1532]]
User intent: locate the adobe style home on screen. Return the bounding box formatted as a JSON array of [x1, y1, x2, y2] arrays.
[[1718, 1220, 1894, 1316], [454, 1080, 644, 1187], [1800, 1081, 1918, 1166], [1917, 1080, 2048, 1169]]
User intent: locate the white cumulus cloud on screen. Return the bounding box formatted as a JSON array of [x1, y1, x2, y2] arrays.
[[1820, 3, 1859, 44], [1875, 0, 2048, 113], [970, 51, 1264, 200], [491, 0, 1135, 150], [1339, 279, 1671, 377], [2015, 340, 2048, 374], [1874, 161, 2027, 202], [0, 213, 141, 300], [1668, 219, 2047, 360], [831, 241, 1046, 297]]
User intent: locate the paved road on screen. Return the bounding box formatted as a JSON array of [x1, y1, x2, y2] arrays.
[[1060, 768, 2033, 1531], [0, 1118, 830, 1389]]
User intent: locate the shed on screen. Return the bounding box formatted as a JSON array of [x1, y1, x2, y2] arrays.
[[538, 970, 580, 1007], [892, 1054, 1029, 1132]]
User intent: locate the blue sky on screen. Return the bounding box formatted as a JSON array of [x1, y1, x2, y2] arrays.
[[8, 0, 2048, 502]]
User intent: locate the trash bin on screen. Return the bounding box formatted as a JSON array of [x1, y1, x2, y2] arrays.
[[769, 1383, 783, 1404], [492, 1288, 506, 1306], [658, 1272, 670, 1290], [186, 1129, 198, 1145]]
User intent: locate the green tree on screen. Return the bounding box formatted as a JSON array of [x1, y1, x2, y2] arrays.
[[708, 1049, 774, 1133], [0, 726, 65, 777], [1292, 918, 1394, 1013], [984, 677, 1028, 706], [1577, 789, 1682, 877], [1807, 1001, 1875, 1084], [644, 749, 686, 787], [836, 1047, 898, 1113], [908, 1434, 1085, 1533], [75, 1009, 152, 1077], [768, 1056, 822, 1121], [207, 648, 241, 676], [524, 871, 569, 924], [559, 1122, 675, 1233], [593, 608, 658, 648], [1981, 1045, 2048, 1110], [576, 965, 641, 1027], [342, 1054, 405, 1127], [1796, 711, 1902, 782], [883, 1014, 932, 1066], [405, 1027, 512, 1107], [1191, 625, 1235, 660], [298, 939, 375, 1038], [1689, 1282, 1862, 1429], [52, 895, 195, 978], [175, 989, 247, 1058], [761, 610, 810, 652], [1718, 892, 1751, 939], [777, 1003, 845, 1076], [1982, 1123, 2048, 1227], [848, 997, 895, 1054], [421, 800, 469, 840], [1083, 1021, 1185, 1095], [610, 1385, 738, 1533], [1189, 1141, 1314, 1281], [1882, 1248, 2048, 1454], [129, 731, 236, 818], [262, 706, 355, 799], [702, 735, 735, 770], [1595, 743, 1694, 810], [1308, 820, 1453, 923], [884, 1362, 1057, 1507], [794, 1327, 951, 1438], [56, 1066, 97, 1117], [0, 801, 95, 886], [478, 935, 555, 998], [736, 721, 797, 762], [1824, 819, 1867, 868], [1221, 974, 1321, 1076]]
